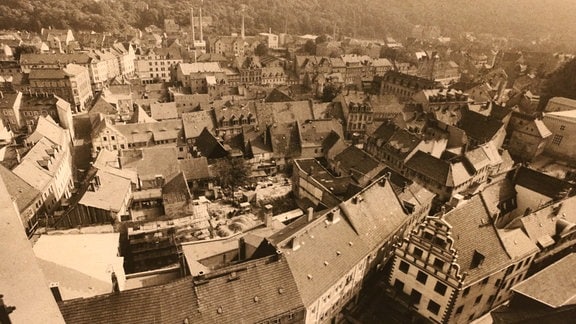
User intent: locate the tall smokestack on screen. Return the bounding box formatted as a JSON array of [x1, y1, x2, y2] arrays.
[[199, 7, 203, 42], [241, 11, 245, 39], [191, 8, 195, 42]]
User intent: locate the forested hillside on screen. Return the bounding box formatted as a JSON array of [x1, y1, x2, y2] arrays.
[[1, 0, 574, 44]]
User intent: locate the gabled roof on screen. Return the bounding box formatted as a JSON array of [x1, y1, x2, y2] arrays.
[[406, 151, 449, 185], [178, 157, 213, 180], [89, 95, 117, 115], [339, 178, 407, 249], [459, 109, 504, 143], [0, 164, 40, 214], [270, 207, 370, 306], [162, 171, 191, 205], [28, 115, 68, 147], [182, 110, 215, 139], [333, 146, 382, 181], [265, 88, 294, 103], [298, 119, 343, 148]]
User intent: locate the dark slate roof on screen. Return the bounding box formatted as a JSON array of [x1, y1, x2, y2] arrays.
[[489, 102, 512, 121], [58, 256, 304, 324], [178, 157, 214, 180], [191, 256, 304, 323], [59, 278, 200, 323], [340, 178, 408, 249], [162, 171, 191, 205], [514, 167, 573, 199], [445, 195, 513, 284], [458, 110, 504, 143], [405, 151, 450, 185], [385, 129, 421, 160], [334, 146, 382, 182]]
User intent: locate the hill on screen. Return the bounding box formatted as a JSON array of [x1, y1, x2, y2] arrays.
[[1, 0, 575, 46]]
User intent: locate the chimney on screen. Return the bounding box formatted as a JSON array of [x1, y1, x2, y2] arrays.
[[199, 7, 203, 42], [191, 8, 195, 42], [0, 91, 3, 99], [307, 207, 314, 222], [238, 237, 246, 260], [263, 204, 273, 227], [111, 272, 120, 294], [49, 282, 63, 302]]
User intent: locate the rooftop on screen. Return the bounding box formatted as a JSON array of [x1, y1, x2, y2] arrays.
[[512, 253, 576, 308]]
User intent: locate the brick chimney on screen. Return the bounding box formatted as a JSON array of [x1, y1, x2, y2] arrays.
[[49, 282, 63, 302], [307, 207, 314, 222]]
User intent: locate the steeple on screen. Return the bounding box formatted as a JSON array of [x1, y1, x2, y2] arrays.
[[190, 8, 195, 42]]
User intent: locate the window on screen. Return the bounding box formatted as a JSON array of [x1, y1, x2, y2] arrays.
[[410, 289, 422, 305], [552, 134, 563, 145], [463, 287, 470, 297], [427, 300, 441, 315], [399, 260, 409, 273], [102, 136, 107, 141], [416, 271, 428, 284], [487, 295, 495, 304], [433, 258, 445, 270], [394, 279, 404, 292], [468, 314, 475, 321], [560, 125, 566, 130], [455, 305, 463, 315], [413, 247, 423, 259], [474, 295, 482, 305], [481, 277, 489, 285], [434, 282, 447, 296], [495, 279, 502, 287], [423, 231, 433, 241], [111, 135, 115, 141]]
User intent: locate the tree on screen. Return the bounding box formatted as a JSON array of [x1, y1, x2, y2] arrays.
[[254, 43, 268, 56], [322, 82, 342, 102], [213, 157, 251, 188], [538, 58, 576, 111], [13, 45, 39, 61], [303, 39, 316, 55]]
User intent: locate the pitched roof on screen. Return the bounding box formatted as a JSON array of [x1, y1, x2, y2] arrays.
[[270, 208, 371, 305], [58, 277, 199, 324], [78, 170, 131, 212], [89, 95, 117, 115], [150, 102, 178, 120], [458, 109, 504, 143], [512, 253, 576, 308], [162, 171, 191, 205], [58, 255, 303, 324], [120, 146, 180, 180], [0, 177, 66, 324], [0, 164, 41, 214], [33, 233, 124, 300], [340, 178, 407, 249], [182, 110, 215, 139], [514, 167, 573, 199], [519, 195, 576, 248], [333, 146, 382, 181], [406, 150, 450, 185], [178, 157, 213, 180], [444, 195, 513, 284], [178, 62, 223, 74]]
